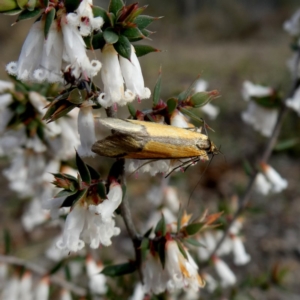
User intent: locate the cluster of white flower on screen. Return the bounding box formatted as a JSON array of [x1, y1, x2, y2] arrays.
[[197, 218, 250, 289], [254, 163, 288, 195], [0, 269, 51, 300], [241, 80, 278, 137], [142, 240, 205, 295], [43, 181, 122, 252]]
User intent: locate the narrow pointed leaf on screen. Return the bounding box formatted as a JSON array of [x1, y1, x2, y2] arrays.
[[134, 44, 160, 57], [49, 260, 66, 275], [113, 35, 131, 60], [44, 7, 55, 39], [177, 205, 183, 233], [101, 262, 136, 277], [154, 214, 166, 236], [92, 6, 109, 23], [158, 239, 166, 268], [103, 28, 119, 44], [4, 229, 11, 255], [184, 238, 205, 247], [16, 8, 40, 22], [87, 165, 100, 180], [167, 98, 178, 115], [76, 152, 91, 184], [55, 190, 77, 198], [108, 0, 124, 15], [127, 103, 136, 118], [122, 27, 144, 40], [97, 182, 107, 199], [134, 15, 156, 30], [184, 222, 205, 236], [67, 88, 85, 104], [61, 189, 87, 207], [92, 31, 106, 50], [152, 71, 162, 106], [143, 227, 153, 238], [176, 240, 188, 260], [274, 138, 299, 151]]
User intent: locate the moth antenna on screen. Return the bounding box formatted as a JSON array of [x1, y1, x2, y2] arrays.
[[164, 158, 196, 178], [187, 154, 215, 207], [218, 145, 226, 163]]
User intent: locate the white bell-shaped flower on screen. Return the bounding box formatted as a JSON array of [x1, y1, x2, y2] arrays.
[[99, 44, 135, 108], [165, 240, 205, 292], [213, 257, 236, 287], [231, 235, 251, 266], [242, 81, 273, 101], [286, 86, 300, 116], [283, 9, 300, 36], [261, 163, 288, 193], [254, 173, 272, 195], [119, 45, 151, 101]]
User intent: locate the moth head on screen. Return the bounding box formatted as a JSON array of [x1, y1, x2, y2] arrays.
[[209, 141, 219, 155]]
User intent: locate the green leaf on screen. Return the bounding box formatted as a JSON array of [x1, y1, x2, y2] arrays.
[[154, 214, 166, 236], [97, 182, 107, 199], [253, 95, 281, 109], [179, 107, 204, 124], [157, 239, 166, 268], [67, 88, 85, 105], [176, 240, 188, 260], [127, 103, 136, 118], [16, 8, 40, 22], [64, 0, 80, 13], [49, 260, 66, 275], [48, 102, 77, 121], [167, 98, 178, 115], [141, 238, 149, 250], [4, 229, 11, 255], [243, 159, 254, 176], [44, 7, 55, 39], [143, 227, 153, 238], [61, 189, 87, 207], [108, 0, 124, 15], [134, 44, 160, 57], [177, 206, 183, 233], [152, 70, 162, 106], [113, 35, 131, 60], [55, 190, 77, 198], [189, 92, 212, 108], [103, 28, 119, 44], [184, 238, 205, 247], [76, 152, 91, 184], [43, 0, 49, 7], [92, 6, 109, 23], [274, 138, 299, 151], [87, 165, 100, 180], [184, 222, 205, 236], [122, 27, 144, 41], [101, 262, 136, 277], [92, 31, 106, 50], [134, 15, 156, 30]]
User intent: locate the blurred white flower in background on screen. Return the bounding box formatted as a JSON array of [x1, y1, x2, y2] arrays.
[[283, 9, 300, 37], [86, 256, 107, 295], [286, 85, 300, 116], [241, 81, 278, 137], [213, 256, 237, 287]]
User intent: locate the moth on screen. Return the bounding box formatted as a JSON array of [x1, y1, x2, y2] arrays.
[[92, 118, 218, 161]]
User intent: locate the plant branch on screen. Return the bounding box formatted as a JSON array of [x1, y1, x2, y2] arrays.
[[0, 254, 86, 296], [105, 107, 143, 282]]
